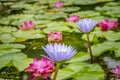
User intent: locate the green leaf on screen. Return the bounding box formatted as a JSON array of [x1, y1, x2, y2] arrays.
[[0, 43, 25, 49], [0, 26, 17, 33], [102, 31, 120, 41], [0, 33, 16, 43], [0, 44, 25, 56], [0, 49, 21, 56], [91, 41, 119, 56], [73, 11, 101, 18], [54, 62, 104, 80], [43, 22, 71, 33], [68, 52, 90, 62], [74, 63, 104, 80], [62, 7, 80, 12], [0, 52, 32, 71], [34, 13, 67, 20], [12, 29, 45, 40]]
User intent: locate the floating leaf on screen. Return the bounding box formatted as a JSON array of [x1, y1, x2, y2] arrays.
[[73, 11, 101, 18], [54, 62, 104, 80], [43, 22, 71, 33], [0, 33, 16, 43], [12, 29, 45, 40], [62, 7, 80, 12], [0, 43, 25, 56], [0, 52, 32, 71], [0, 26, 17, 33], [68, 52, 90, 62], [0, 43, 25, 49], [91, 41, 120, 57], [34, 13, 67, 20]]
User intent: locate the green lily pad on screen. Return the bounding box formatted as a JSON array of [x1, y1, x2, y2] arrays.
[[0, 33, 16, 43], [54, 62, 104, 80], [0, 26, 17, 33], [0, 52, 32, 71], [0, 43, 25, 49], [0, 43, 25, 56], [12, 29, 45, 40], [34, 13, 67, 20], [10, 2, 31, 9], [91, 41, 120, 57], [68, 52, 90, 63], [43, 21, 72, 33], [73, 0, 98, 5], [62, 7, 80, 12], [73, 11, 101, 18]]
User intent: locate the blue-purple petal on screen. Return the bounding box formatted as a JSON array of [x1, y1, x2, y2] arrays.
[[42, 43, 77, 62], [77, 19, 97, 33]]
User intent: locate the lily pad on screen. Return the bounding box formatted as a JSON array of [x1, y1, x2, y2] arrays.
[[0, 33, 16, 43], [43, 21, 72, 33], [68, 52, 90, 63], [54, 62, 104, 80], [34, 13, 67, 20], [12, 29, 45, 40], [0, 26, 17, 33], [0, 43, 25, 56], [73, 11, 101, 18], [91, 41, 120, 57], [62, 7, 80, 12], [0, 52, 32, 71]]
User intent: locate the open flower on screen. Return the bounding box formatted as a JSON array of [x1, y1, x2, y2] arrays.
[[54, 1, 63, 8], [25, 57, 55, 80], [98, 19, 118, 31], [77, 19, 97, 33], [47, 32, 62, 43], [18, 20, 35, 30], [66, 15, 80, 23], [111, 65, 120, 77], [42, 43, 76, 62]]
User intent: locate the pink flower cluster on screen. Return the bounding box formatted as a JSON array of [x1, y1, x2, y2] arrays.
[[111, 65, 120, 79], [98, 19, 118, 31], [66, 15, 80, 23], [47, 32, 62, 43], [18, 20, 35, 30], [25, 57, 55, 80], [54, 1, 63, 8]]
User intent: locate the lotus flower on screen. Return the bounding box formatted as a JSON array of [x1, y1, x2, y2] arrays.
[[111, 65, 120, 77], [18, 20, 35, 30], [77, 19, 97, 33], [42, 43, 76, 62], [98, 19, 118, 31], [54, 1, 63, 8], [25, 57, 55, 80], [47, 32, 62, 43], [66, 15, 80, 23]]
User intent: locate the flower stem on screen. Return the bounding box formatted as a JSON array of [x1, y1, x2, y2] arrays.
[[53, 63, 60, 80], [86, 33, 93, 63]]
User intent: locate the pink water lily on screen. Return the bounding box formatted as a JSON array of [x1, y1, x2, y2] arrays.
[[47, 32, 62, 43], [111, 65, 120, 77], [25, 57, 55, 80], [18, 20, 35, 30], [98, 19, 118, 31], [54, 1, 63, 8], [66, 15, 80, 23]]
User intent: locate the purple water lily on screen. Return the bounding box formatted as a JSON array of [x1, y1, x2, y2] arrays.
[[42, 43, 76, 62], [77, 19, 97, 33]]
